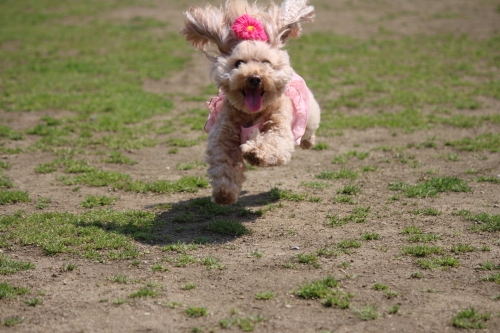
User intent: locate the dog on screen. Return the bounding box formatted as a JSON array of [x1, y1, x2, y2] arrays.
[[182, 0, 320, 205]]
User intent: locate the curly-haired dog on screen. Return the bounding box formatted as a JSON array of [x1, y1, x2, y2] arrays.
[[182, 0, 320, 205]]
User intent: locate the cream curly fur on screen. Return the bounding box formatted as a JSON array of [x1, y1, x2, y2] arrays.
[[183, 0, 320, 205]]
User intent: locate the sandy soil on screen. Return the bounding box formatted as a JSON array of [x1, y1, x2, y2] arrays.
[[1, 0, 500, 332]]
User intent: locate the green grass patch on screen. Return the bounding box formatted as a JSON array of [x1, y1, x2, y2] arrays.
[[451, 308, 490, 329], [200, 256, 225, 270], [297, 253, 320, 268], [103, 151, 137, 165], [129, 283, 160, 298], [80, 195, 117, 208], [451, 244, 477, 254], [0, 254, 35, 275], [407, 233, 442, 243], [337, 185, 362, 195], [176, 161, 206, 171], [412, 207, 441, 216], [0, 190, 31, 205], [353, 305, 378, 321], [205, 220, 250, 236], [300, 181, 331, 189], [3, 315, 23, 327], [312, 143, 329, 150], [162, 241, 200, 254], [445, 133, 500, 153], [334, 195, 356, 204], [255, 291, 274, 300], [361, 232, 380, 240], [317, 168, 358, 180], [293, 276, 339, 299], [0, 209, 160, 259], [182, 283, 196, 291], [0, 282, 29, 299], [25, 298, 43, 307], [322, 291, 354, 309], [185, 307, 207, 317], [269, 187, 306, 202], [481, 273, 500, 284], [333, 151, 369, 164], [477, 262, 500, 271], [416, 256, 460, 270], [389, 176, 470, 198], [476, 176, 500, 184], [458, 211, 500, 232], [220, 315, 264, 332], [402, 245, 443, 257]]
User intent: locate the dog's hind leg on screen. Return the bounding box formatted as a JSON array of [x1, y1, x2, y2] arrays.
[[300, 89, 320, 149]]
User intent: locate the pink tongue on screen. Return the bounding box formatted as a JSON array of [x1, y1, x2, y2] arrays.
[[244, 88, 262, 112]]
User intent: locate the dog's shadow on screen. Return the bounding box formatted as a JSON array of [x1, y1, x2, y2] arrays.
[[137, 189, 278, 246]]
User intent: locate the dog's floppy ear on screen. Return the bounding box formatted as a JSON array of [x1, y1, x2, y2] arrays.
[[270, 0, 315, 45], [182, 5, 235, 57]]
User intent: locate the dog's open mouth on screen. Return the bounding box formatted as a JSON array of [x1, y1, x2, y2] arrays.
[[242, 88, 265, 112]]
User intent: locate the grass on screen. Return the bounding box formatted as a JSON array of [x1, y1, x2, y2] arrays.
[[373, 283, 389, 291], [25, 297, 43, 307], [182, 283, 196, 291], [3, 316, 23, 327], [457, 211, 500, 232], [337, 185, 362, 195], [316, 168, 358, 180], [477, 262, 500, 271], [332, 151, 369, 164], [248, 250, 263, 258], [297, 253, 320, 268], [269, 187, 306, 202], [335, 195, 356, 204], [312, 143, 329, 150], [417, 256, 460, 270], [318, 239, 362, 257], [387, 304, 399, 314], [402, 245, 443, 257], [451, 308, 490, 329], [481, 273, 500, 284], [451, 244, 477, 254], [185, 307, 207, 317], [445, 133, 500, 153], [353, 305, 378, 321], [0, 253, 35, 275], [220, 315, 264, 332], [325, 206, 370, 227], [476, 175, 500, 184], [300, 181, 331, 189], [389, 176, 470, 198], [205, 220, 250, 236], [361, 232, 380, 240], [0, 282, 29, 299], [80, 195, 117, 208], [0, 190, 31, 205], [0, 209, 161, 260], [103, 151, 137, 165], [293, 276, 339, 299], [255, 291, 274, 300], [162, 242, 200, 254], [412, 207, 441, 216], [129, 283, 160, 298], [322, 291, 354, 309]]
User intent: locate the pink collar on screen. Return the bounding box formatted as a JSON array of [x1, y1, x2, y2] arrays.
[[205, 72, 311, 145]]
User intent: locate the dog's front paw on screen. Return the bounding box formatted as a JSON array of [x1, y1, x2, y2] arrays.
[[241, 144, 263, 167]]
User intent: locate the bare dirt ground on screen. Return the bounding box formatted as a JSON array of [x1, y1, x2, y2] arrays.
[[1, 0, 500, 332]]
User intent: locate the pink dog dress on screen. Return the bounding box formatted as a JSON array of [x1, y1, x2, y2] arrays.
[[204, 72, 310, 145]]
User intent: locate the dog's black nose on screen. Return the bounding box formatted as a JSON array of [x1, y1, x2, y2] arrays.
[[247, 75, 261, 88]]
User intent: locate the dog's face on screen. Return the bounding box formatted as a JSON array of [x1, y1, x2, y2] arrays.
[[212, 41, 294, 114]]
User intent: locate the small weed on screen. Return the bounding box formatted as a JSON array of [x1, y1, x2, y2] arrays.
[[300, 181, 330, 189], [201, 256, 225, 270], [411, 272, 424, 279], [373, 283, 389, 291], [185, 307, 207, 317], [162, 242, 199, 253], [282, 262, 297, 269], [361, 232, 380, 240], [451, 308, 490, 329], [384, 290, 399, 299], [104, 151, 137, 165], [24, 298, 42, 307], [407, 233, 442, 243], [412, 208, 441, 216], [481, 273, 500, 284], [113, 298, 127, 305], [335, 195, 356, 204], [163, 301, 182, 308], [476, 176, 500, 184], [255, 291, 274, 300], [451, 244, 477, 254], [476, 262, 500, 271], [151, 263, 168, 272], [360, 165, 378, 172], [337, 185, 362, 195], [129, 284, 160, 298], [446, 153, 460, 162], [248, 250, 263, 258], [322, 291, 354, 309], [297, 253, 320, 268], [61, 263, 77, 272], [417, 256, 460, 270], [389, 177, 470, 198], [3, 316, 22, 327], [387, 304, 399, 314], [312, 143, 329, 150], [182, 283, 196, 291], [269, 187, 305, 202], [108, 275, 135, 284], [293, 276, 339, 299], [316, 168, 358, 180], [0, 190, 31, 205], [354, 305, 378, 321], [220, 315, 264, 332], [403, 226, 422, 234], [402, 245, 443, 257]]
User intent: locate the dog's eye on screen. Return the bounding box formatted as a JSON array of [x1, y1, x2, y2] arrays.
[[263, 60, 272, 66], [235, 60, 245, 68]]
